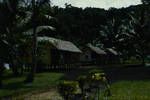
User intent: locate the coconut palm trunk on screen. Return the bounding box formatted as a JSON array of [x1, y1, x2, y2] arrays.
[[25, 0, 37, 83]]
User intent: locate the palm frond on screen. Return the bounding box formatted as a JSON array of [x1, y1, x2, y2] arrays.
[[24, 25, 55, 35]]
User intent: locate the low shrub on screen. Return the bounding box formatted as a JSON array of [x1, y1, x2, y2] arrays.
[[58, 80, 81, 100], [89, 69, 111, 95]]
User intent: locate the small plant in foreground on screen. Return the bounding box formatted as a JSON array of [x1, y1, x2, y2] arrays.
[[58, 80, 81, 100]]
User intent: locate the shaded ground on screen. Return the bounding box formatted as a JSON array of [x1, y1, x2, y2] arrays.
[[61, 67, 96, 80], [103, 65, 150, 82], [62, 64, 150, 82]]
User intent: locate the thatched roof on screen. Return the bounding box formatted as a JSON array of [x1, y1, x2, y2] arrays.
[[87, 43, 106, 55], [107, 48, 118, 55], [37, 36, 82, 53]]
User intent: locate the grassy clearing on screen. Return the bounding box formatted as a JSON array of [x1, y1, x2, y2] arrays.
[[105, 66, 150, 100], [108, 80, 150, 100], [0, 72, 64, 98]]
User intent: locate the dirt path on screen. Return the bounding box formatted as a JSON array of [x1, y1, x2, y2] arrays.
[[24, 88, 63, 100]]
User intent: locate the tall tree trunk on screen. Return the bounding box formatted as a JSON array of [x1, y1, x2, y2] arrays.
[[25, 0, 37, 83], [10, 63, 17, 76], [10, 55, 19, 76], [141, 54, 145, 66], [140, 44, 146, 66]]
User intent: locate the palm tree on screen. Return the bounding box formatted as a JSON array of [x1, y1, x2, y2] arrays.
[[126, 5, 149, 65], [24, 0, 55, 83], [24, 0, 37, 83], [0, 0, 28, 76], [0, 0, 28, 86], [0, 0, 54, 83]]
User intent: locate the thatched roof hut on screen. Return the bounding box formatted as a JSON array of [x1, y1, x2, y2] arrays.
[[105, 48, 119, 64], [80, 43, 107, 65], [106, 48, 118, 55], [38, 37, 82, 53], [87, 43, 106, 55], [37, 37, 82, 66]]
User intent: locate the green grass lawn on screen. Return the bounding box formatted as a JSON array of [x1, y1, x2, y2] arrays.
[[108, 80, 150, 100], [0, 72, 64, 98], [104, 66, 150, 100]]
